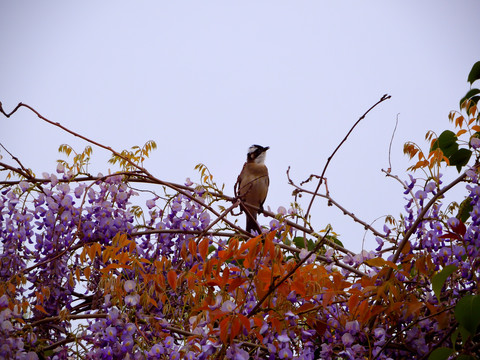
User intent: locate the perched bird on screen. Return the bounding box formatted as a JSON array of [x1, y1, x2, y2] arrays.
[[235, 145, 270, 233]]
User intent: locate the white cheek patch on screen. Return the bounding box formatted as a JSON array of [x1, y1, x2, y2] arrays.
[[255, 152, 266, 164], [248, 145, 258, 154]]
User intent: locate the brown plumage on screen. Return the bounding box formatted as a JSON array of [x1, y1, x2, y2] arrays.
[[235, 145, 269, 233]]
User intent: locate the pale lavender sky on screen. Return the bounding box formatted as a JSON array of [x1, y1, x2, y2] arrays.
[[2, 1, 480, 252]]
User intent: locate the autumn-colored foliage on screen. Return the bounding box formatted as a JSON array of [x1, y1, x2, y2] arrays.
[[1, 61, 480, 359]]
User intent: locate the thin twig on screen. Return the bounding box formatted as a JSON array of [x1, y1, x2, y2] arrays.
[[387, 114, 400, 172], [0, 143, 33, 179], [132, 229, 238, 238], [304, 94, 391, 219], [278, 242, 366, 276], [0, 102, 243, 234], [287, 169, 386, 239]]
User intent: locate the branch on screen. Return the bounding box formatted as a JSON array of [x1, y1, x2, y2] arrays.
[[387, 114, 400, 172], [0, 102, 245, 235], [132, 229, 238, 238], [287, 167, 386, 239], [381, 168, 420, 209], [304, 94, 391, 219], [278, 242, 366, 277], [0, 143, 34, 179], [27, 313, 107, 328]]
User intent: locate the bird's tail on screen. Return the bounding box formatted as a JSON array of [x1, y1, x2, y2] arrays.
[[246, 214, 258, 234], [242, 203, 261, 234]]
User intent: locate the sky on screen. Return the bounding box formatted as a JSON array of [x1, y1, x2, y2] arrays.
[[1, 1, 480, 253]]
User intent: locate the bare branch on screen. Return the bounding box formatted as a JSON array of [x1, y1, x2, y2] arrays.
[[287, 168, 386, 240], [304, 94, 392, 219], [387, 113, 400, 172]]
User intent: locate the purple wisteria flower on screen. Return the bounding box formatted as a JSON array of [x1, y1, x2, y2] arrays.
[[125, 294, 140, 307], [124, 280, 136, 293], [470, 136, 480, 148], [278, 347, 293, 359], [148, 343, 164, 357]]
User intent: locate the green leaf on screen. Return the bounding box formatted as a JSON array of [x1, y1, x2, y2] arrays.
[[456, 197, 473, 223], [331, 236, 344, 247], [451, 329, 459, 350], [449, 148, 472, 172], [459, 88, 480, 108], [306, 239, 316, 251], [454, 294, 480, 335], [293, 237, 307, 249], [432, 265, 457, 301], [428, 347, 454, 360], [431, 130, 458, 157], [467, 61, 480, 85]]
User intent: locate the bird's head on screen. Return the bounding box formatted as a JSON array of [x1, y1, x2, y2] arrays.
[[247, 144, 269, 164]]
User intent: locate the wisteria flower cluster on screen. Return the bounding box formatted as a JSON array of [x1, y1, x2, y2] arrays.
[[1, 62, 480, 359]]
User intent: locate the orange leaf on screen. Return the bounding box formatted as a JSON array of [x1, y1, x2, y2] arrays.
[[231, 316, 241, 340], [228, 278, 246, 293], [238, 314, 251, 332], [147, 296, 158, 308], [218, 250, 232, 262], [365, 257, 398, 270], [221, 267, 230, 288], [199, 238, 209, 260], [35, 304, 49, 315], [75, 267, 81, 282], [188, 240, 197, 258], [401, 241, 411, 255], [244, 243, 260, 269], [264, 230, 276, 258], [239, 235, 261, 254], [219, 317, 230, 344], [100, 263, 125, 274], [357, 300, 370, 324], [348, 294, 360, 314], [455, 115, 464, 127], [204, 260, 212, 278], [252, 316, 263, 328], [129, 240, 136, 253], [8, 283, 15, 294], [270, 316, 282, 333], [406, 299, 423, 318], [291, 277, 306, 296], [180, 242, 188, 260], [167, 270, 177, 291], [297, 303, 315, 314], [322, 291, 335, 307], [228, 238, 239, 252]]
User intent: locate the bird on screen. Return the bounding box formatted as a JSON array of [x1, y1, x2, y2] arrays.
[[235, 145, 270, 233]]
